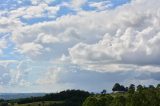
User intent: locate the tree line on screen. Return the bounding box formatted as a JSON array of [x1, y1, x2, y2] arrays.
[[83, 83, 160, 106], [0, 90, 90, 106]]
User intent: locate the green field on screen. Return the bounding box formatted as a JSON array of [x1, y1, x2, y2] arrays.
[[12, 101, 64, 106]]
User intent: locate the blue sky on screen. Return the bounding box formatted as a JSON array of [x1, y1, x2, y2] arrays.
[[0, 0, 160, 93]]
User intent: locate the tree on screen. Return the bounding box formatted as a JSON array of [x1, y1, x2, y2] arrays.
[[112, 83, 121, 92], [83, 97, 98, 106], [125, 87, 129, 92], [137, 85, 143, 92], [148, 85, 155, 89], [111, 96, 126, 106], [101, 90, 107, 94], [119, 85, 126, 92], [0, 100, 4, 103], [128, 84, 135, 94], [126, 92, 145, 106], [156, 84, 160, 89], [104, 95, 113, 105]]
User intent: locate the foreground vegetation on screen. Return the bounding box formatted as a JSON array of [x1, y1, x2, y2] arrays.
[[1, 84, 160, 106], [83, 83, 160, 106]]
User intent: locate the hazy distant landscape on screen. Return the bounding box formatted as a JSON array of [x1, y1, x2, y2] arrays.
[[0, 93, 46, 100]]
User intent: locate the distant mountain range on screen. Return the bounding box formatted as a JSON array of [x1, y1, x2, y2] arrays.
[[0, 93, 46, 100]]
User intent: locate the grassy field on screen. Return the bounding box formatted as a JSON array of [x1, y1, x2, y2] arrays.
[[12, 101, 64, 106]]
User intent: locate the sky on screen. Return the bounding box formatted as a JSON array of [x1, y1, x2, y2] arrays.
[[0, 0, 160, 93]]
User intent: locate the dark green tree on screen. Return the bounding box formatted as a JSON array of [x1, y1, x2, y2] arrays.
[[83, 97, 98, 106], [128, 84, 135, 94], [111, 96, 126, 106], [156, 84, 160, 89], [112, 83, 121, 92], [101, 90, 107, 94], [148, 85, 155, 89], [137, 85, 143, 92]]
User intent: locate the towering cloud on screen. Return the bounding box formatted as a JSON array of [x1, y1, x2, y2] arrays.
[[0, 0, 160, 92], [69, 0, 160, 72]]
